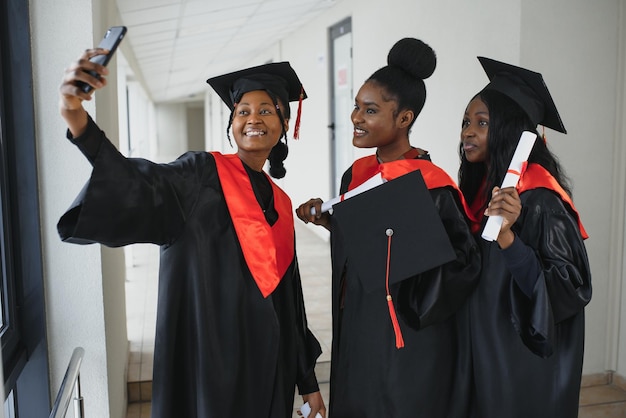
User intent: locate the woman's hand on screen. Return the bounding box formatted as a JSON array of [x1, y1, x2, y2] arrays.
[[299, 391, 326, 417], [484, 186, 521, 249], [59, 48, 110, 136], [296, 198, 331, 231]]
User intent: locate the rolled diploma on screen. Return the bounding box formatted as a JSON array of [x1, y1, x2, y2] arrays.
[[311, 172, 386, 215], [481, 131, 537, 241]]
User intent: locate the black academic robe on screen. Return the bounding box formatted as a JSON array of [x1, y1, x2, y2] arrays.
[[453, 187, 592, 418], [57, 117, 321, 418], [328, 156, 481, 418]]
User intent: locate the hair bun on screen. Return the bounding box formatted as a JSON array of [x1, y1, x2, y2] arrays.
[[387, 38, 436, 80]]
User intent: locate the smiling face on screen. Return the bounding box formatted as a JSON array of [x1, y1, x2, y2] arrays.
[[461, 96, 490, 164], [351, 81, 412, 159], [231, 90, 289, 168]]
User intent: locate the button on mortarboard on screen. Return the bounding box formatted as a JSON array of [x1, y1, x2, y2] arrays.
[[332, 169, 456, 293], [478, 56, 566, 134]]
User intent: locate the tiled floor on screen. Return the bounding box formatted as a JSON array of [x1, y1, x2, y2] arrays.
[[579, 373, 626, 417], [125, 222, 626, 418]]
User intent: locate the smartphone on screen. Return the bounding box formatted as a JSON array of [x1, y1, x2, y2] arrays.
[[78, 26, 127, 93]]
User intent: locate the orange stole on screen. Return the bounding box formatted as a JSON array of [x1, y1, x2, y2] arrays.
[[350, 155, 478, 226], [518, 163, 588, 239], [211, 152, 295, 297]]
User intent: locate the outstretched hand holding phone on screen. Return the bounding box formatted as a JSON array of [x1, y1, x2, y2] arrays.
[[77, 26, 126, 93], [59, 26, 126, 137]]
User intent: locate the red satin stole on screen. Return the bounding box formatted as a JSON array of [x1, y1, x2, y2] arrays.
[[211, 152, 295, 297], [517, 163, 588, 239], [349, 155, 478, 227]]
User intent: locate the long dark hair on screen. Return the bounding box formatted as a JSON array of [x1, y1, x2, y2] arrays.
[[458, 89, 571, 209], [367, 38, 436, 130]]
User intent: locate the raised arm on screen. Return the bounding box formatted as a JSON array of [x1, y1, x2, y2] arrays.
[[59, 48, 110, 136]]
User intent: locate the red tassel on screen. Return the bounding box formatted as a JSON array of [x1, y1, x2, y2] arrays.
[[293, 86, 304, 139], [385, 232, 404, 349], [387, 296, 405, 348]]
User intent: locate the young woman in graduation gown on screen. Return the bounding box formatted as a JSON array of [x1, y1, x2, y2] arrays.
[[57, 49, 325, 418], [296, 38, 481, 418], [454, 57, 592, 418]]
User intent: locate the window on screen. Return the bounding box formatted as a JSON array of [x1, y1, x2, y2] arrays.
[[0, 0, 50, 416]]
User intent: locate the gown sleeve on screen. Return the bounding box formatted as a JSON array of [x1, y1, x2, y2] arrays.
[[396, 187, 481, 330], [509, 188, 592, 357], [502, 236, 541, 298], [58, 116, 209, 247], [294, 256, 322, 395]]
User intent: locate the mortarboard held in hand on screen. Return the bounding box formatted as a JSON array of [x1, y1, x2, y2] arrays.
[[477, 57, 567, 241], [332, 169, 456, 348]]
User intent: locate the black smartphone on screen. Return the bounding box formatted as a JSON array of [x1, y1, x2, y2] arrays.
[[78, 26, 127, 93]]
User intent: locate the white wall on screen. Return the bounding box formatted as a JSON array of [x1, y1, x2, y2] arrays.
[[155, 103, 189, 161], [30, 0, 110, 412], [126, 79, 156, 159], [92, 5, 133, 417], [208, 92, 232, 153], [30, 0, 129, 416], [186, 104, 205, 152], [154, 102, 205, 158], [615, 0, 626, 381], [217, 0, 624, 377]]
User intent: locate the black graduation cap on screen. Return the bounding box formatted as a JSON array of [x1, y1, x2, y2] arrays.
[[332, 169, 456, 294], [206, 62, 306, 111], [478, 56, 567, 134], [206, 61, 307, 138]]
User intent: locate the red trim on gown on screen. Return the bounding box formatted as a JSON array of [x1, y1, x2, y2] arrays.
[[349, 155, 479, 227], [517, 162, 588, 239], [211, 152, 295, 297]]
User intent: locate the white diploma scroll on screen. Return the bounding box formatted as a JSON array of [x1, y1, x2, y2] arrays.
[[481, 131, 537, 241], [300, 402, 323, 418], [311, 172, 386, 215]]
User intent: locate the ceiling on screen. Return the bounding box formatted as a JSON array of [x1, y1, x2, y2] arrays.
[[115, 0, 341, 103]]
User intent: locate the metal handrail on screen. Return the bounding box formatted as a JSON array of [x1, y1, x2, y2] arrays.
[[49, 347, 85, 418]]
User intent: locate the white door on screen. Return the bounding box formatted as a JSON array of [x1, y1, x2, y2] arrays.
[[329, 18, 352, 195]]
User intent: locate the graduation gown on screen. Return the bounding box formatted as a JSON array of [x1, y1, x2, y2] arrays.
[[57, 117, 321, 418], [453, 166, 592, 418], [328, 154, 481, 418]]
